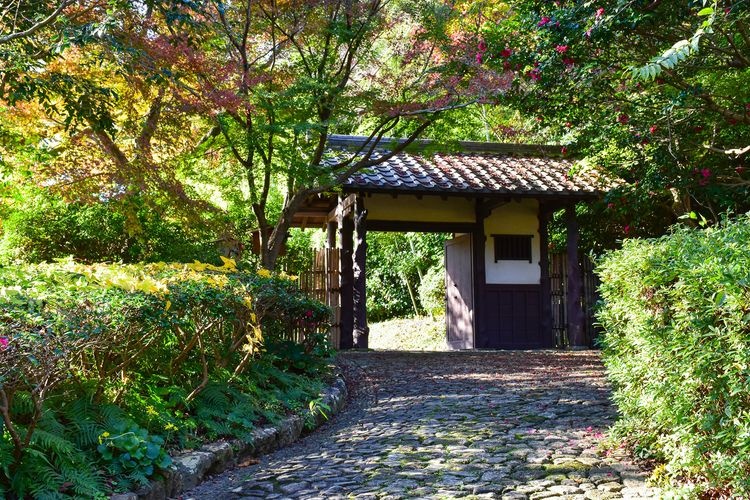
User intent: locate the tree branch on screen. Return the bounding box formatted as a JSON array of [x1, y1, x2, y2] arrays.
[[0, 0, 73, 44]]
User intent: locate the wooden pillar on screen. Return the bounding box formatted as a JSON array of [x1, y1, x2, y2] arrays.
[[566, 204, 586, 349], [353, 196, 368, 348], [472, 199, 487, 348], [339, 212, 354, 349], [538, 204, 554, 347], [326, 220, 337, 249]]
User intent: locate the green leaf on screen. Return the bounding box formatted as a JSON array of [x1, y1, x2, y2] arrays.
[[145, 443, 160, 460]]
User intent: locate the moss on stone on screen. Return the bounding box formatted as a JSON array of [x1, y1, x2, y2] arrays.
[[543, 460, 592, 474]]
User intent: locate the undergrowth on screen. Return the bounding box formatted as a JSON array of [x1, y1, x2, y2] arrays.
[[0, 260, 333, 498]]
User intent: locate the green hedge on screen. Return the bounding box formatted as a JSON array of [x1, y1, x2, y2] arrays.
[[0, 259, 331, 498], [597, 215, 750, 496]]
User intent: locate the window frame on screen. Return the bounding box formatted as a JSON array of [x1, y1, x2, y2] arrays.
[[492, 234, 534, 263]]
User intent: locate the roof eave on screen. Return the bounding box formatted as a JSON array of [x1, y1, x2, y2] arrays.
[[341, 185, 603, 201]]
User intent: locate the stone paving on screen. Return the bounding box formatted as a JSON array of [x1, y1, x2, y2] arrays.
[[185, 351, 660, 499]]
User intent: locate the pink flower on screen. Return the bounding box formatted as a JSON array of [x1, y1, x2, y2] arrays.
[[624, 225, 631, 235], [555, 45, 568, 53], [562, 57, 575, 66], [527, 69, 541, 81], [596, 7, 605, 18], [538, 16, 551, 27], [617, 113, 629, 124], [0, 337, 8, 350], [305, 310, 313, 318], [701, 168, 711, 179], [475, 52, 483, 64], [561, 146, 568, 155], [649, 125, 658, 134], [565, 121, 573, 128], [478, 40, 487, 52], [500, 48, 512, 58], [607, 202, 615, 209]]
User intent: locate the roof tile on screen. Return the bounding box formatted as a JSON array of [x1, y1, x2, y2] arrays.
[[345, 150, 606, 196]]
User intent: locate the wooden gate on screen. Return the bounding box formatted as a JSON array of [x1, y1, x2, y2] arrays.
[[550, 253, 599, 348], [299, 248, 341, 348], [445, 235, 475, 349]]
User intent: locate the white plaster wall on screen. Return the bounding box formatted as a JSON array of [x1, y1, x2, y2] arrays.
[[484, 199, 540, 284], [365, 194, 475, 222]]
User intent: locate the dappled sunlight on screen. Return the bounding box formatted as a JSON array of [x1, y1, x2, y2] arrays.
[[187, 351, 658, 498]]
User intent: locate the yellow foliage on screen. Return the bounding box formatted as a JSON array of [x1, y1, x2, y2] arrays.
[[242, 296, 253, 310], [257, 268, 272, 278], [219, 256, 237, 270]]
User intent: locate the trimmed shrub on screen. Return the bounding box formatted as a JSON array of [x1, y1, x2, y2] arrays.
[[596, 215, 750, 496], [0, 259, 331, 497]]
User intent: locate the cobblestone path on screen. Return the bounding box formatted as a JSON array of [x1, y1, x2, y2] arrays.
[[185, 351, 660, 499]]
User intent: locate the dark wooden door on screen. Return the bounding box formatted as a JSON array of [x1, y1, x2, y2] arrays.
[[483, 285, 548, 349], [445, 234, 474, 349]]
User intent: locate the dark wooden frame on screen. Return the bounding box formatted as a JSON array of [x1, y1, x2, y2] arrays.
[[538, 205, 554, 347], [338, 212, 354, 349], [352, 196, 368, 348]]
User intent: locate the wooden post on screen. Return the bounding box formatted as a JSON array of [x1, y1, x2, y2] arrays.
[[339, 212, 354, 349], [539, 204, 554, 347], [324, 219, 338, 348], [326, 220, 337, 249], [353, 196, 368, 348], [472, 199, 487, 348], [566, 204, 586, 349]]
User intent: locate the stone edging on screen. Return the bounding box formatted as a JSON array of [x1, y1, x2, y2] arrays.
[[111, 376, 347, 500]]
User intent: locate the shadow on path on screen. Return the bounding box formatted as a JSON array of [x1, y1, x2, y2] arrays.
[[185, 351, 658, 499]]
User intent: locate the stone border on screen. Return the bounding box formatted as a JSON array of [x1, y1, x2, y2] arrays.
[[111, 376, 347, 500]]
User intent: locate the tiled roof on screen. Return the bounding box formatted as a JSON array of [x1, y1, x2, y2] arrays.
[[333, 136, 609, 197]]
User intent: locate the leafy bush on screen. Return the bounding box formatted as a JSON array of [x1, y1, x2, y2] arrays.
[[0, 259, 332, 497], [366, 232, 448, 321], [596, 214, 750, 496], [418, 264, 446, 317], [0, 191, 222, 264]]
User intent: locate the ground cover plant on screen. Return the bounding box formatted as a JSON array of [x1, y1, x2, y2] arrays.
[[596, 214, 750, 497], [0, 259, 332, 498]]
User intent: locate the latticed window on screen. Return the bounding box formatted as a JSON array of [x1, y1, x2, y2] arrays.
[[493, 234, 533, 262]]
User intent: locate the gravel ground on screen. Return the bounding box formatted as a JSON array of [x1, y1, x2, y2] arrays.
[[184, 350, 660, 499]]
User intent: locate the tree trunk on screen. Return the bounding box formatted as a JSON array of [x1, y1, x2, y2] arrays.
[[256, 192, 309, 270]]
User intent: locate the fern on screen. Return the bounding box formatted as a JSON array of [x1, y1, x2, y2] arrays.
[[31, 429, 77, 456]]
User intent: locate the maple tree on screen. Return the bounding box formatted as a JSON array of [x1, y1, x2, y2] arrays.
[[133, 0, 508, 269], [2, 0, 510, 269]]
